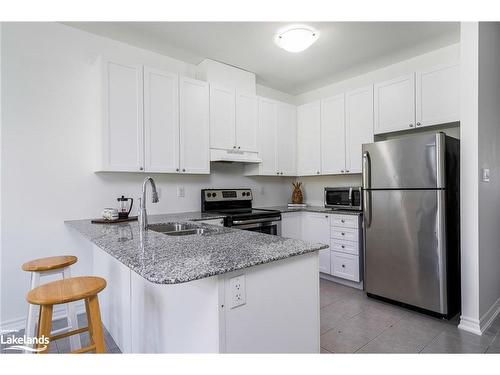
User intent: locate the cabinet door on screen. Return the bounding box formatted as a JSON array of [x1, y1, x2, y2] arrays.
[[143, 67, 179, 173], [209, 85, 235, 150], [374, 73, 415, 134], [102, 60, 144, 172], [320, 94, 345, 174], [281, 212, 302, 240], [416, 64, 459, 128], [258, 98, 278, 175], [345, 85, 374, 173], [235, 92, 258, 152], [276, 103, 297, 176], [180, 77, 210, 174], [297, 101, 321, 176], [302, 213, 331, 274]]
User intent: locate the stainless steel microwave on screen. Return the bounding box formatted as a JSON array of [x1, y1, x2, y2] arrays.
[[324, 187, 363, 211]]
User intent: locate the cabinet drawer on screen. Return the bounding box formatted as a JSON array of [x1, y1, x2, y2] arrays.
[[331, 239, 359, 256], [331, 252, 360, 282], [331, 214, 359, 229], [331, 227, 358, 242]]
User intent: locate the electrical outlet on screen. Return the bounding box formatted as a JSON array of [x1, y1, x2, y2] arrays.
[[229, 275, 246, 309], [177, 186, 185, 198]]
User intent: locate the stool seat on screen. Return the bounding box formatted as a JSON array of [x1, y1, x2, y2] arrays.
[[22, 255, 77, 272], [27, 276, 106, 306]]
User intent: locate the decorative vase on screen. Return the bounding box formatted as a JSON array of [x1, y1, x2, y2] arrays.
[[291, 181, 303, 204]]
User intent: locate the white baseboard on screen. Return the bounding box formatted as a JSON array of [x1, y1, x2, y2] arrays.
[[459, 296, 500, 336], [320, 273, 364, 290], [0, 301, 85, 332]]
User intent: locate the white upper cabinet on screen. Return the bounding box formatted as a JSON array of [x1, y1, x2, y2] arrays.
[[143, 67, 179, 173], [297, 101, 321, 176], [179, 77, 210, 174], [416, 64, 459, 128], [257, 97, 278, 175], [235, 92, 258, 152], [100, 60, 144, 172], [345, 85, 374, 173], [320, 94, 346, 175], [374, 73, 415, 134], [209, 85, 236, 150], [276, 103, 297, 176]]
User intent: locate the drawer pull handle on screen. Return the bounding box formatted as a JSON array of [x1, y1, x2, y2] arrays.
[[341, 245, 345, 248], [341, 219, 345, 223], [342, 264, 345, 268], [341, 232, 345, 236]]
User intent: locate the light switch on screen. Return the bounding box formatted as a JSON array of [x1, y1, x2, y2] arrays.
[[482, 168, 490, 183]]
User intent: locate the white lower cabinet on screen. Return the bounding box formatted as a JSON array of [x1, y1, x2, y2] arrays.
[[301, 212, 331, 274], [281, 211, 363, 282], [331, 252, 360, 282]]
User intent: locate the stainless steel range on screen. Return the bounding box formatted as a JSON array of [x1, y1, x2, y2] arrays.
[[201, 189, 281, 235]]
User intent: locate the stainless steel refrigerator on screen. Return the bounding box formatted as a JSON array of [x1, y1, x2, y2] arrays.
[[362, 132, 460, 318]]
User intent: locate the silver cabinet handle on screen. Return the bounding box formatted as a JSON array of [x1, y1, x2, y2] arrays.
[[341, 219, 345, 223], [416, 122, 421, 126], [276, 171, 280, 175], [341, 245, 345, 249], [317, 171, 320, 174], [341, 169, 344, 173], [182, 168, 186, 172], [176, 168, 179, 172], [233, 146, 236, 149], [409, 123, 414, 128], [342, 264, 346, 268], [345, 169, 349, 173], [238, 146, 241, 149], [233, 217, 281, 225], [139, 167, 144, 171]]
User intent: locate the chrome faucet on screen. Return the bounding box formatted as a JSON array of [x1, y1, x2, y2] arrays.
[[138, 177, 159, 230]]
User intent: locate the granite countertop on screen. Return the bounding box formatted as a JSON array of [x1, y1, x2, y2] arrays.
[[258, 205, 363, 215], [65, 212, 328, 285]]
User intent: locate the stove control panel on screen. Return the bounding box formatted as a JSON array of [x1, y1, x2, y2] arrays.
[[202, 189, 252, 202]]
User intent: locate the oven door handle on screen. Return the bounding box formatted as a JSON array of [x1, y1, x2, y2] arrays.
[[232, 217, 281, 225]]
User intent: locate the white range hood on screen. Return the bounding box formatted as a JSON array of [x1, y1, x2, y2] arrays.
[[210, 149, 262, 163]]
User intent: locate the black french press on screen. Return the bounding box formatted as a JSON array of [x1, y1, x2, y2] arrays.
[[117, 195, 134, 219]]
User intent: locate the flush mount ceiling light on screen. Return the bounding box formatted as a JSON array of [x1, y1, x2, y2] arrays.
[[274, 26, 319, 53]]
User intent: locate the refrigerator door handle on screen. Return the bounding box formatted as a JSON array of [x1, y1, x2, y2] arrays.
[[362, 152, 372, 228]]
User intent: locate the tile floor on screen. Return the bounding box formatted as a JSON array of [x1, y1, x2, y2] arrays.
[[319, 279, 500, 353], [1, 314, 121, 354], [4, 279, 500, 354]]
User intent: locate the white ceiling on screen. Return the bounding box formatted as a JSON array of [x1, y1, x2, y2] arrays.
[[66, 22, 460, 95]]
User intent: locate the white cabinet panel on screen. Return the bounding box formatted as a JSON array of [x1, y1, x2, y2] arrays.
[[302, 212, 331, 274], [143, 67, 179, 173], [258, 98, 278, 175], [281, 212, 302, 240], [297, 101, 321, 176], [180, 77, 210, 174], [102, 60, 144, 172], [374, 74, 415, 134], [277, 103, 297, 176], [331, 252, 360, 282], [345, 85, 374, 173], [331, 227, 358, 242], [416, 64, 459, 128], [331, 240, 359, 256], [209, 85, 235, 150], [331, 214, 359, 229], [320, 94, 346, 174], [236, 92, 258, 152]]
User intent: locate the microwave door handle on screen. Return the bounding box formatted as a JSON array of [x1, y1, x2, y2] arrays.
[[349, 188, 353, 206]]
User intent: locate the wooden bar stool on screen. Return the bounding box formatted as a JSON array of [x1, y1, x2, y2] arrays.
[[26, 276, 107, 354], [22, 255, 81, 353]]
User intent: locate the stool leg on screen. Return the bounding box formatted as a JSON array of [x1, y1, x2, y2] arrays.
[[85, 295, 105, 353], [37, 305, 53, 354], [24, 272, 40, 354], [62, 267, 81, 351]]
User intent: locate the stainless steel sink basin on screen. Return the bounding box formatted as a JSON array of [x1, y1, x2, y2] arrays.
[[147, 222, 219, 236]]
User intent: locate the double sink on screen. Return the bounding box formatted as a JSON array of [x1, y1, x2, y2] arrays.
[[148, 222, 221, 236]]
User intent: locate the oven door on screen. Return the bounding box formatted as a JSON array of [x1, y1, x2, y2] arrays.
[[232, 218, 282, 236]]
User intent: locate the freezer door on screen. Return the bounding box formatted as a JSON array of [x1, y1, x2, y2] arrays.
[[364, 189, 447, 314], [362, 133, 445, 189]]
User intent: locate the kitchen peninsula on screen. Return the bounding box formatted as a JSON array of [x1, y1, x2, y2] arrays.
[[66, 213, 326, 353]]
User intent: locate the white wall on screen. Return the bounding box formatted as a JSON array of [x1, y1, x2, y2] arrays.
[[0, 23, 290, 327], [477, 23, 500, 323]]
